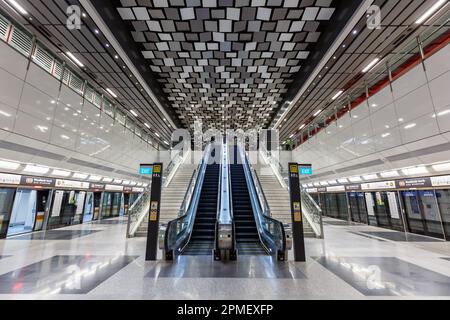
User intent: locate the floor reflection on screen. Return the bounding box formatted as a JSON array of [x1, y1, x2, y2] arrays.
[[0, 255, 137, 294], [8, 230, 101, 240], [146, 255, 305, 279], [316, 256, 450, 296]]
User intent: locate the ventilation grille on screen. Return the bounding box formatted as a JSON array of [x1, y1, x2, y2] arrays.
[[69, 72, 84, 94], [53, 61, 62, 79], [84, 86, 94, 103], [116, 112, 126, 125], [92, 92, 102, 108], [9, 26, 32, 57], [62, 69, 70, 85], [0, 14, 10, 41], [32, 45, 54, 73]]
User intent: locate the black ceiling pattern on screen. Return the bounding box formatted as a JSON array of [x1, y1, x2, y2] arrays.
[[115, 0, 338, 131]]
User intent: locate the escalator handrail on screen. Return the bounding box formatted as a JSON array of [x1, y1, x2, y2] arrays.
[[214, 147, 223, 254], [239, 146, 286, 256], [164, 144, 212, 255], [227, 146, 237, 256], [251, 169, 271, 218]]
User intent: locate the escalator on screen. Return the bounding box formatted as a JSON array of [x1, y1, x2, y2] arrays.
[[164, 144, 221, 259], [182, 164, 219, 255], [230, 147, 268, 255]]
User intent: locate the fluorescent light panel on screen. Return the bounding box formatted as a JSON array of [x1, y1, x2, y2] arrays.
[[362, 174, 378, 181], [130, 110, 138, 117], [380, 170, 400, 178], [349, 176, 362, 182], [51, 169, 71, 177], [432, 163, 450, 172], [66, 52, 84, 68], [0, 160, 20, 170], [73, 173, 89, 180], [416, 0, 447, 24], [23, 164, 49, 174], [88, 175, 102, 182], [402, 166, 428, 176], [332, 90, 343, 100], [362, 58, 380, 73], [106, 88, 117, 98], [6, 0, 27, 15], [313, 109, 322, 117]]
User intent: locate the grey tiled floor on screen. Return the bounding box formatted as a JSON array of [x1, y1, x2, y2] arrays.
[[0, 216, 450, 299]]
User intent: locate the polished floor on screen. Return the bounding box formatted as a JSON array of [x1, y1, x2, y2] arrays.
[[1, 217, 450, 299]]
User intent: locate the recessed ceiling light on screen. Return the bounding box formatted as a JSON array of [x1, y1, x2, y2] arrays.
[[66, 52, 84, 68], [6, 0, 28, 15], [313, 109, 322, 117], [432, 162, 450, 172], [130, 110, 138, 117], [82, 12, 87, 18], [94, 29, 99, 34], [299, 124, 305, 130], [144, 123, 150, 129], [404, 123, 416, 130], [380, 170, 399, 178], [352, 30, 358, 35], [402, 166, 428, 176], [416, 0, 447, 24]]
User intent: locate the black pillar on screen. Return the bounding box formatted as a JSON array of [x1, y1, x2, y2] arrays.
[[287, 163, 306, 262], [145, 163, 163, 261]]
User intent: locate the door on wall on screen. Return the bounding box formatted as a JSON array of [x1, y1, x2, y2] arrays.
[[348, 192, 368, 224], [401, 190, 445, 239], [47, 190, 77, 230], [34, 190, 50, 231], [72, 191, 86, 225], [93, 192, 102, 220], [123, 193, 130, 215], [7, 189, 37, 236], [102, 192, 112, 218], [111, 193, 121, 217], [436, 189, 450, 238], [82, 192, 94, 223], [372, 192, 392, 229], [364, 193, 378, 226], [0, 188, 16, 239]]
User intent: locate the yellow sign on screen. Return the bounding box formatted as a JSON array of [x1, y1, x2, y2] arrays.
[[150, 201, 159, 221], [153, 165, 161, 174], [293, 202, 302, 222], [290, 164, 298, 174]]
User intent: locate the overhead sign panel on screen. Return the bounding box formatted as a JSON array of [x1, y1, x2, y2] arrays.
[[139, 164, 153, 175]]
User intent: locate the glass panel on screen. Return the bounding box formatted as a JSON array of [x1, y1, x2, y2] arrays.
[[0, 188, 16, 239], [47, 191, 77, 230], [336, 193, 348, 220], [436, 189, 450, 238], [356, 192, 368, 224], [418, 190, 444, 239], [7, 189, 37, 236], [402, 191, 424, 235], [373, 192, 391, 228], [102, 192, 112, 218]]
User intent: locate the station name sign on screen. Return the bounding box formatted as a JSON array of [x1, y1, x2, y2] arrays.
[[306, 175, 450, 193]]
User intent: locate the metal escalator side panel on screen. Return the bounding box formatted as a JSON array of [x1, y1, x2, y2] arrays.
[[163, 144, 213, 258]]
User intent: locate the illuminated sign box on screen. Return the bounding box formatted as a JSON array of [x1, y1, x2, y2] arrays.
[[139, 165, 153, 175], [299, 164, 312, 176]]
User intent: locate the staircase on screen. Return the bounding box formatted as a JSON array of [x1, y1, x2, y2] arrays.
[[231, 148, 268, 255], [254, 158, 316, 238], [134, 164, 196, 237], [182, 164, 219, 255]]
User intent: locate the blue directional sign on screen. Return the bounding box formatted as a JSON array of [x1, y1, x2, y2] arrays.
[[299, 165, 313, 176], [139, 165, 153, 175]]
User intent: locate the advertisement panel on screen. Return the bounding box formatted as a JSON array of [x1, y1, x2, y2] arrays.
[[0, 173, 21, 185]]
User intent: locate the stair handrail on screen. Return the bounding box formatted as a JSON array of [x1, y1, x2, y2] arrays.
[[126, 192, 151, 238], [259, 147, 324, 239], [239, 146, 287, 261], [163, 144, 212, 260], [178, 169, 198, 217]]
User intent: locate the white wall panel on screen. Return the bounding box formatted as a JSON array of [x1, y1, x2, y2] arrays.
[[428, 70, 450, 111], [0, 67, 23, 108], [425, 44, 450, 81], [25, 64, 60, 98], [14, 111, 51, 143], [293, 44, 450, 183], [0, 41, 28, 80], [0, 102, 16, 131], [18, 83, 55, 121], [392, 64, 427, 100]]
